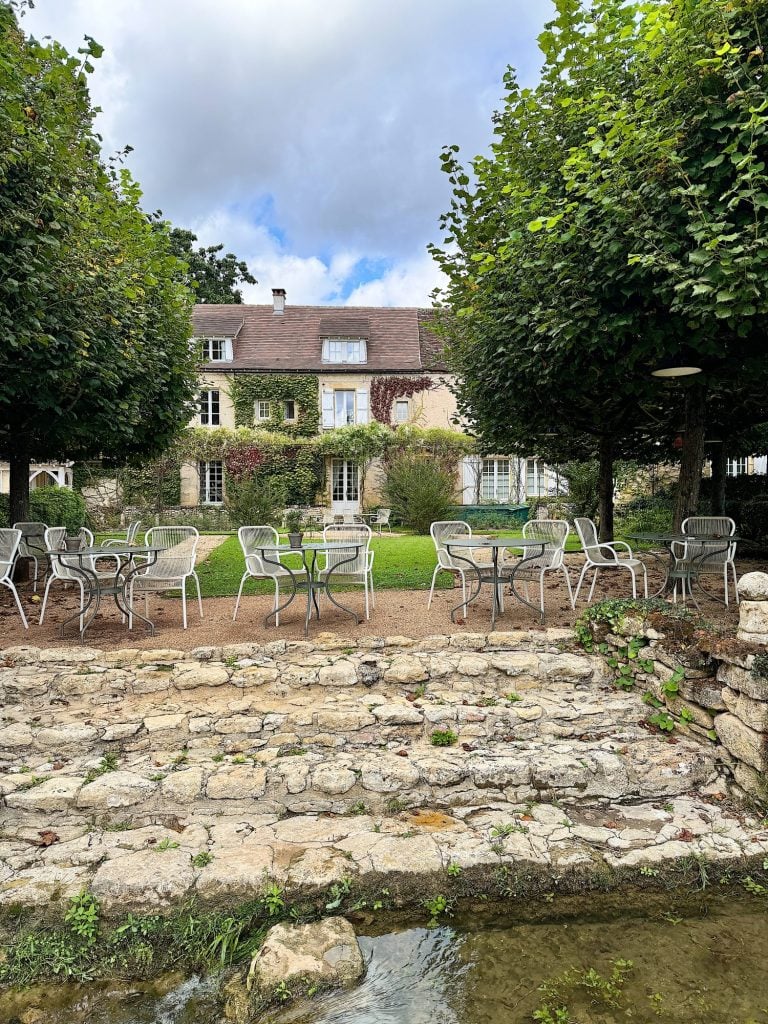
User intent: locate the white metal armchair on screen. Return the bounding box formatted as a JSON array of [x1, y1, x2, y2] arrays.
[[573, 517, 648, 604], [39, 526, 99, 629], [102, 520, 142, 548], [427, 520, 502, 616], [672, 516, 738, 605], [233, 525, 292, 623], [12, 522, 47, 592], [514, 519, 574, 614], [128, 526, 202, 629], [0, 529, 28, 628], [370, 508, 392, 535], [318, 523, 374, 619]]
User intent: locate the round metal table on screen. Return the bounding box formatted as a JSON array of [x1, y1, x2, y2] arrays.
[[627, 532, 739, 609], [258, 541, 365, 635], [445, 536, 548, 626]]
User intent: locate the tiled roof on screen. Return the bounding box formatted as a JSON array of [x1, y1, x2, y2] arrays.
[[191, 303, 448, 373]]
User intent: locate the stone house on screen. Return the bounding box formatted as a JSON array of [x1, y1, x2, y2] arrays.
[[184, 289, 561, 514]]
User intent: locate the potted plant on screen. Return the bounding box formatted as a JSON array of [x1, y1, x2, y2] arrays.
[[284, 508, 305, 549], [64, 531, 83, 551]]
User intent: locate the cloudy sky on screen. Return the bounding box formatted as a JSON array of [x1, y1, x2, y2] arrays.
[[23, 0, 553, 306]]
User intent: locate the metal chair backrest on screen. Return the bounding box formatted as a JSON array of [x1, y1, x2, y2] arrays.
[[238, 525, 281, 576], [44, 527, 78, 581], [13, 522, 47, 560], [376, 508, 392, 525], [143, 526, 198, 579], [126, 520, 142, 545], [574, 518, 616, 565], [323, 524, 371, 574], [0, 528, 21, 582], [523, 518, 569, 569], [682, 516, 736, 566], [431, 520, 471, 570]]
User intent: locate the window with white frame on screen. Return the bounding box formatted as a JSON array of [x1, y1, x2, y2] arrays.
[[334, 390, 356, 426], [395, 399, 409, 423], [321, 387, 368, 427], [321, 338, 367, 364], [526, 459, 542, 497], [198, 336, 233, 362], [727, 457, 748, 477], [283, 400, 296, 421], [199, 389, 220, 426], [255, 400, 271, 421], [199, 460, 223, 503], [481, 458, 511, 502]]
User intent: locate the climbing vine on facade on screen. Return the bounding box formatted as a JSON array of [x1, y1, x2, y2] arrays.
[[228, 374, 319, 436], [370, 376, 435, 424]]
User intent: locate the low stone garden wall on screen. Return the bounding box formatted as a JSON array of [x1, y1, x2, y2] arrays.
[[580, 571, 768, 805]]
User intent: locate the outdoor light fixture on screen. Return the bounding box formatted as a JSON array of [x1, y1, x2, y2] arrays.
[[650, 358, 702, 378]]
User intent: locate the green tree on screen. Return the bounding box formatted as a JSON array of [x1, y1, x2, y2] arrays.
[[162, 226, 256, 303], [0, 5, 198, 525], [432, 0, 768, 536]]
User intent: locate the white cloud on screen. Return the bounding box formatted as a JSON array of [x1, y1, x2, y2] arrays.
[[22, 0, 554, 305]]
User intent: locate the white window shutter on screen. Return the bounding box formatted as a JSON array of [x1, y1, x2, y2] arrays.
[[462, 456, 481, 504], [223, 338, 233, 362], [322, 389, 334, 428], [355, 388, 368, 424]]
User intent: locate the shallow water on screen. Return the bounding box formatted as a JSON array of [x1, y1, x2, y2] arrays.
[[4, 894, 768, 1024]]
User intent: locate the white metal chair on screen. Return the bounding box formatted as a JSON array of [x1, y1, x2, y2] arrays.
[[1, 529, 28, 629], [233, 526, 292, 623], [370, 508, 392, 535], [319, 523, 374, 619], [427, 520, 502, 615], [39, 526, 90, 629], [128, 526, 201, 629], [102, 520, 142, 548], [672, 516, 738, 605], [514, 519, 574, 614], [573, 517, 648, 603], [12, 522, 48, 591]]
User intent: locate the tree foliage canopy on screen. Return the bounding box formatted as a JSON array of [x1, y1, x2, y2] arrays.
[[0, 4, 198, 517], [431, 0, 768, 507], [162, 226, 256, 304]]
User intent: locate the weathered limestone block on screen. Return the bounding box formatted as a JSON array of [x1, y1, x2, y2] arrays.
[[538, 653, 598, 682], [272, 759, 311, 794], [91, 848, 194, 910], [214, 715, 263, 735], [143, 713, 186, 734], [316, 710, 375, 731], [0, 723, 34, 748], [360, 755, 420, 793], [456, 655, 489, 677], [715, 713, 768, 772], [35, 723, 99, 748], [383, 655, 428, 684], [206, 766, 267, 800], [172, 663, 231, 689], [139, 649, 185, 664], [722, 688, 768, 734], [103, 722, 142, 742], [311, 765, 358, 795], [738, 571, 768, 601], [717, 662, 768, 702], [196, 845, 274, 900], [6, 776, 81, 811], [131, 670, 175, 695], [737, 601, 768, 644], [489, 652, 540, 678], [247, 918, 364, 998], [678, 675, 726, 711], [161, 767, 205, 803], [317, 661, 358, 687], [38, 647, 99, 665], [664, 696, 715, 730], [371, 703, 423, 725], [733, 761, 767, 801], [77, 771, 157, 809], [233, 666, 280, 687]]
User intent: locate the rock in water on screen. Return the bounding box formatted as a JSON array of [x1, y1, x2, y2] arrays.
[[247, 917, 364, 1002]]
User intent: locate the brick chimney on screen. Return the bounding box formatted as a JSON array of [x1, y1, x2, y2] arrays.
[[272, 288, 286, 315]]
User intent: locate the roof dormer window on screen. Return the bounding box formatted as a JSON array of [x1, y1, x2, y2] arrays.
[[198, 336, 233, 363], [322, 338, 367, 364]]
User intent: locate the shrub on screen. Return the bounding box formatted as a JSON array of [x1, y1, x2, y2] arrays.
[[559, 461, 600, 520], [22, 487, 87, 532], [224, 474, 286, 529], [381, 454, 455, 535], [0, 493, 8, 528], [739, 496, 768, 546], [615, 495, 673, 538]]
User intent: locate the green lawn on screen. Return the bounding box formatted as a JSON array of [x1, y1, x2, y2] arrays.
[[194, 530, 585, 599]]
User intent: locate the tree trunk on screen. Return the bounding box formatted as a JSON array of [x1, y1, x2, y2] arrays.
[[9, 447, 30, 527], [710, 445, 727, 516], [598, 435, 614, 542], [673, 383, 706, 531]]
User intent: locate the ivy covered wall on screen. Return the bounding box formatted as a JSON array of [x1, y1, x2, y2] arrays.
[[228, 374, 319, 436], [370, 375, 434, 424]]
